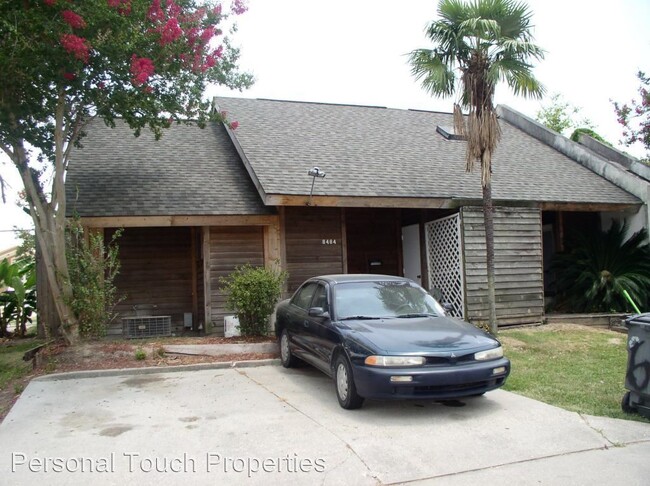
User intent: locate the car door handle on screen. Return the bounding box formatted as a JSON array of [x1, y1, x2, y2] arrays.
[[303, 320, 309, 327]]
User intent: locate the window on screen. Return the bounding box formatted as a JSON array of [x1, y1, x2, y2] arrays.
[[311, 284, 329, 312], [291, 282, 318, 310]]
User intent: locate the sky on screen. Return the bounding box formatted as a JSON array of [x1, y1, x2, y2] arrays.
[[1, 0, 649, 250]]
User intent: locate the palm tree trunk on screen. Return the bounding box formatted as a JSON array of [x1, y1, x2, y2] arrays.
[[482, 180, 498, 334]]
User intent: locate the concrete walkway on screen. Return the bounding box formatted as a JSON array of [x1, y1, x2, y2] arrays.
[[1, 363, 649, 485]]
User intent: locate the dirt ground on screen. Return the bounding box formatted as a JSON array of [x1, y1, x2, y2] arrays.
[[0, 336, 278, 423]]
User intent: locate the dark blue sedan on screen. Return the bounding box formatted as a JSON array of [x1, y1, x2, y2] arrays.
[[275, 274, 510, 409]]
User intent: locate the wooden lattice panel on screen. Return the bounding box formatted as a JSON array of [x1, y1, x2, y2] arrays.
[[425, 213, 465, 318]]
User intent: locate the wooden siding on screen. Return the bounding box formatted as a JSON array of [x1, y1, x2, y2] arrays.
[[284, 207, 344, 293], [208, 226, 264, 334], [110, 227, 194, 334], [461, 207, 544, 327]]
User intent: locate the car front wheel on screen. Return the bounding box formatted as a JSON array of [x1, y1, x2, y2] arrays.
[[279, 329, 298, 368], [334, 354, 364, 410]]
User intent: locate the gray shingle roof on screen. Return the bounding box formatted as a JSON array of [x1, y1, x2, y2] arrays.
[[66, 119, 271, 217], [216, 97, 639, 205]]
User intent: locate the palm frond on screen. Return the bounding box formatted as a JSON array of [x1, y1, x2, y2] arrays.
[[490, 57, 545, 98], [409, 49, 456, 97]]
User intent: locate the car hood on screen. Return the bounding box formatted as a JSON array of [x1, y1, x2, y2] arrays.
[[338, 316, 499, 355]]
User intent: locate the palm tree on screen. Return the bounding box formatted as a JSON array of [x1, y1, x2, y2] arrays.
[[554, 222, 650, 313], [410, 0, 545, 333]]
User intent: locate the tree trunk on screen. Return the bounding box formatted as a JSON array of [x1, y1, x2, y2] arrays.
[[482, 179, 498, 335], [10, 141, 78, 345]]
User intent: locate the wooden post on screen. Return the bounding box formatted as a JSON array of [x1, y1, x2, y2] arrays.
[[263, 219, 282, 272], [190, 227, 199, 331], [341, 208, 348, 274], [419, 211, 429, 291], [202, 226, 211, 334], [396, 209, 403, 277]]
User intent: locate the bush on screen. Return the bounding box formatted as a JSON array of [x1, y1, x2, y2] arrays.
[[220, 264, 287, 336], [553, 221, 650, 313], [134, 348, 146, 361], [66, 219, 124, 339]]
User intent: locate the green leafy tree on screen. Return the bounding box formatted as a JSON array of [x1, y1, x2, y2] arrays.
[[409, 0, 545, 333], [536, 93, 593, 136], [613, 71, 650, 162], [0, 0, 252, 344], [553, 221, 650, 313]]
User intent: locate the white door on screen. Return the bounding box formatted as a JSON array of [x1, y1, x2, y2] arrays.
[[401, 224, 421, 285]]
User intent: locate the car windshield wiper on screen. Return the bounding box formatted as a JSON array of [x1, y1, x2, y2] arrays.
[[339, 315, 383, 321], [396, 313, 438, 318]]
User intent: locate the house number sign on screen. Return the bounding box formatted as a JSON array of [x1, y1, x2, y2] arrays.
[[321, 239, 337, 245]]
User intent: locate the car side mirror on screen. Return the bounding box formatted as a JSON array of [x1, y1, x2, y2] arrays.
[[308, 307, 329, 318]]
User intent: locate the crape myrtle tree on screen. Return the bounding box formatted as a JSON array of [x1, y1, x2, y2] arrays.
[[0, 0, 253, 344], [613, 71, 650, 162], [410, 0, 544, 334]]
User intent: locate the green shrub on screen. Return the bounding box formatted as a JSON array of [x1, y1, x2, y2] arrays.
[[134, 348, 146, 361], [553, 221, 650, 312], [220, 264, 287, 336], [66, 219, 124, 339]]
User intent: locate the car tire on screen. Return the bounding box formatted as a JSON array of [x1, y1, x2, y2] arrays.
[[621, 391, 637, 414], [279, 329, 298, 368], [334, 354, 364, 410]]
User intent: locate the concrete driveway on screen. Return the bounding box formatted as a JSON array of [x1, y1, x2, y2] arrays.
[[1, 362, 649, 485]]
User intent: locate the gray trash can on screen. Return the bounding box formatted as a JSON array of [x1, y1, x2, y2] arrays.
[[622, 312, 650, 418]]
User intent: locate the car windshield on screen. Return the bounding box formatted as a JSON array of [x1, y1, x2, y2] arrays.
[[334, 281, 446, 320]]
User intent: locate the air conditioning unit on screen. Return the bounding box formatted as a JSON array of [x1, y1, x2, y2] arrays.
[[122, 316, 172, 339]]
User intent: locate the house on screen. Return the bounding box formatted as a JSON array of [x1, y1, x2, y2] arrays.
[[64, 98, 644, 336]]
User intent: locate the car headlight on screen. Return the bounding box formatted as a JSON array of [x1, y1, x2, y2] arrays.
[[474, 346, 503, 361], [364, 356, 426, 367]]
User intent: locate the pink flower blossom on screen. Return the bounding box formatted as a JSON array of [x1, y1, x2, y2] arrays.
[[147, 0, 163, 22], [61, 10, 87, 29], [130, 55, 155, 86], [43, 0, 56, 6], [205, 54, 217, 68], [229, 121, 239, 130], [60, 34, 90, 63], [200, 26, 215, 43], [214, 4, 222, 15], [63, 72, 76, 81], [231, 0, 248, 15], [107, 0, 132, 15], [167, 0, 182, 17], [160, 18, 182, 45]]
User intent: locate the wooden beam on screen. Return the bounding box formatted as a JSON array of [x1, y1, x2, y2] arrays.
[[539, 202, 641, 212], [341, 208, 348, 274], [266, 194, 458, 209], [265, 194, 641, 212], [202, 226, 211, 334], [79, 214, 279, 228]]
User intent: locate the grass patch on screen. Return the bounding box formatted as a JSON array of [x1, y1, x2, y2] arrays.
[[501, 325, 648, 422], [0, 339, 42, 390]]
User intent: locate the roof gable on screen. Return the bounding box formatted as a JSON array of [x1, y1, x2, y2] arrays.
[[66, 119, 272, 217]]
